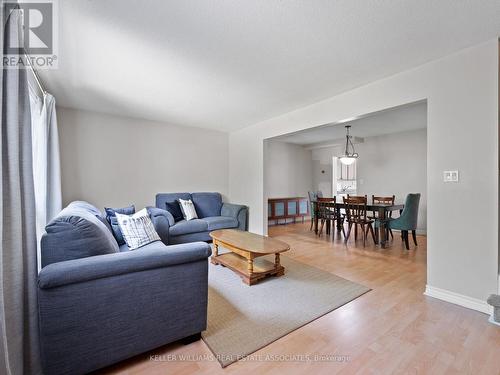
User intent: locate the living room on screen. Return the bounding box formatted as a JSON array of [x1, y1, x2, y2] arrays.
[[1, 1, 499, 375]]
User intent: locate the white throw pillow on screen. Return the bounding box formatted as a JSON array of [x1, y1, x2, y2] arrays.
[[178, 198, 198, 221], [115, 208, 161, 250]]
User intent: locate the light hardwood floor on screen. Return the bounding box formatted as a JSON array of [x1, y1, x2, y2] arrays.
[[99, 223, 500, 374]]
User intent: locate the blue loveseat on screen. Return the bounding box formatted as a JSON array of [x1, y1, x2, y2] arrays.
[[153, 192, 248, 245], [38, 201, 211, 375]]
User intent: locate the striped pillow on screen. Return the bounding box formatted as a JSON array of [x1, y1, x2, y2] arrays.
[[178, 198, 198, 221], [115, 208, 161, 250]]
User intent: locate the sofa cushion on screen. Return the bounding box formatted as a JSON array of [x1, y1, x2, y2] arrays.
[[168, 231, 212, 244], [41, 201, 120, 267], [191, 192, 222, 218], [169, 219, 208, 236], [105, 205, 135, 245], [156, 193, 192, 222], [202, 216, 238, 231]]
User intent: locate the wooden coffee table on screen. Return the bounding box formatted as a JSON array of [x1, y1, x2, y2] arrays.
[[210, 229, 290, 285]]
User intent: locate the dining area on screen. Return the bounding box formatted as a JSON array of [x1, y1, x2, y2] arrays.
[[264, 109, 427, 252], [308, 191, 421, 250]]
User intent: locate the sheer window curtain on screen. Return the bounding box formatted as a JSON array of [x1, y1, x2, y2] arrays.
[[29, 85, 62, 271]]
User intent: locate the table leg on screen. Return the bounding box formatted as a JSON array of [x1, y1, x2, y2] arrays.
[[378, 207, 387, 248], [213, 240, 219, 257], [275, 252, 285, 277], [336, 206, 342, 232], [314, 203, 319, 234], [247, 258, 253, 273], [210, 240, 219, 265]]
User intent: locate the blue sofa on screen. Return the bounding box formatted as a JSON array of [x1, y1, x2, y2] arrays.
[[38, 201, 211, 375], [154, 192, 248, 245]]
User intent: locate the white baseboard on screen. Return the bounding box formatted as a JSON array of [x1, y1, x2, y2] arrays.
[[424, 285, 493, 315], [489, 316, 500, 326]]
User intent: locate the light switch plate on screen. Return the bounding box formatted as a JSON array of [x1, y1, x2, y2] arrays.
[[443, 170, 459, 182]]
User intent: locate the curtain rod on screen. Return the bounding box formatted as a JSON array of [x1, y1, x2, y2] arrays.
[[23, 52, 47, 96], [7, 5, 48, 96]]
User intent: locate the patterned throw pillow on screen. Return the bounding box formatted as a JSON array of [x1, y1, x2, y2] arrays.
[[115, 208, 161, 250], [178, 198, 198, 221], [165, 200, 184, 222]]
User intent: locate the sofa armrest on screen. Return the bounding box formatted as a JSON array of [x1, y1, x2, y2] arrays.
[[38, 241, 211, 289], [221, 203, 248, 230], [147, 206, 174, 244]]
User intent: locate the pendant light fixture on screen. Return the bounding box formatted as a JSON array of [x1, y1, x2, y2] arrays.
[[339, 125, 358, 165]]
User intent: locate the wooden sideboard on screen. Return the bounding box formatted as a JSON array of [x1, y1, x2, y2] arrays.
[[268, 197, 309, 225]]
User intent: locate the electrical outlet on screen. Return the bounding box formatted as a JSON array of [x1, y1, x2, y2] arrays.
[[443, 170, 459, 182]]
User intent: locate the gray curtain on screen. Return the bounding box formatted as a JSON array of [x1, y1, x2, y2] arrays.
[[0, 3, 42, 375]]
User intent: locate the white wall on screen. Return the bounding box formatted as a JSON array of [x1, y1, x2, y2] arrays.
[[58, 107, 229, 210], [228, 40, 498, 307], [311, 128, 427, 232], [311, 155, 332, 198], [264, 141, 313, 199]]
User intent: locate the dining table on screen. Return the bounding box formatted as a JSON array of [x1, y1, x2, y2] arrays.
[[311, 199, 404, 248]]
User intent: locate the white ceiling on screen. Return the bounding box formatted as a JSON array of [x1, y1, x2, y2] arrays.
[[40, 1, 500, 132], [272, 101, 427, 147]]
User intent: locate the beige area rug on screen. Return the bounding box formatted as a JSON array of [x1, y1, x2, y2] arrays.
[[202, 255, 370, 367]]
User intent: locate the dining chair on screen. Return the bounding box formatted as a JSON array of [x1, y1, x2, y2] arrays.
[[343, 195, 376, 247], [308, 191, 318, 231], [387, 193, 421, 250], [345, 194, 365, 220], [346, 194, 365, 199], [308, 191, 325, 231], [371, 195, 395, 242], [317, 197, 340, 238]]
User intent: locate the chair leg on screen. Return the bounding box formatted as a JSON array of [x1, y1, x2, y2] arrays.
[[412, 230, 418, 246], [369, 224, 376, 244], [354, 223, 358, 241], [341, 221, 347, 238], [362, 224, 366, 247], [403, 230, 410, 250], [319, 220, 325, 237], [310, 217, 313, 231], [389, 228, 393, 239], [374, 227, 379, 244], [344, 222, 353, 243]]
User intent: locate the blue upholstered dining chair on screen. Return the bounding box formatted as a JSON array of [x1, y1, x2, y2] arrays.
[[308, 191, 323, 231], [387, 193, 421, 250]]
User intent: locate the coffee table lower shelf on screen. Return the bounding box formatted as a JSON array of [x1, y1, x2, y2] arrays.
[[211, 252, 284, 285]]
